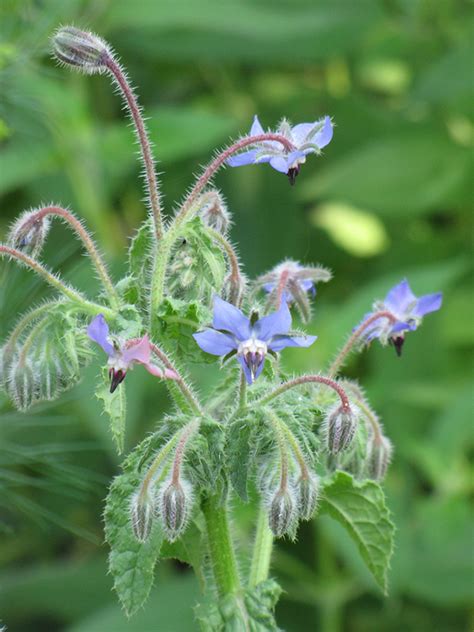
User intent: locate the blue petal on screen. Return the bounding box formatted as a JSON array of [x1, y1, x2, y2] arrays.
[[254, 302, 292, 341], [227, 150, 258, 167], [390, 321, 414, 334], [384, 279, 416, 313], [269, 334, 317, 352], [250, 115, 265, 136], [312, 116, 333, 148], [212, 295, 251, 340], [193, 329, 237, 356], [87, 314, 114, 356], [269, 155, 290, 173], [291, 122, 315, 145], [413, 292, 442, 317]]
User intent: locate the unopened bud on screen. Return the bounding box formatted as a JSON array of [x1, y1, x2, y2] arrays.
[[297, 474, 320, 521], [130, 490, 155, 542], [367, 434, 393, 481], [8, 210, 50, 258], [52, 27, 111, 74], [199, 191, 230, 234], [8, 360, 37, 411], [325, 404, 357, 455], [160, 480, 191, 541], [223, 272, 246, 307], [268, 488, 296, 537]]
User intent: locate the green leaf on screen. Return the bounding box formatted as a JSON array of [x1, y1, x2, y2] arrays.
[[156, 297, 212, 362], [320, 471, 394, 593], [104, 435, 165, 617], [96, 377, 127, 455]]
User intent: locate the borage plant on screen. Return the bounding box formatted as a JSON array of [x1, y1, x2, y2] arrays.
[[0, 27, 443, 629]]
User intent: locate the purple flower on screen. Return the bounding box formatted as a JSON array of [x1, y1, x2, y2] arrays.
[[87, 314, 177, 392], [362, 279, 442, 355], [193, 296, 316, 384], [227, 115, 333, 184]]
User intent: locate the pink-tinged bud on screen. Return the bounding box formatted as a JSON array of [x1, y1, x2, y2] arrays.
[[269, 488, 296, 537], [130, 491, 155, 542], [52, 27, 111, 74], [160, 479, 191, 542], [297, 474, 320, 521], [7, 210, 51, 258], [325, 404, 358, 455], [367, 434, 393, 481], [199, 191, 231, 234]]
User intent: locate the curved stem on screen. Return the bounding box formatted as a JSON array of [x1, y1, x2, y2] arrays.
[[206, 226, 243, 306], [257, 375, 351, 413], [104, 57, 164, 241], [328, 310, 397, 378], [248, 504, 274, 588], [202, 494, 241, 596], [0, 245, 115, 318], [3, 300, 65, 352], [149, 342, 203, 415], [267, 409, 309, 478], [174, 133, 295, 229], [18, 317, 51, 364], [170, 418, 200, 484], [353, 397, 382, 441], [20, 206, 119, 309]]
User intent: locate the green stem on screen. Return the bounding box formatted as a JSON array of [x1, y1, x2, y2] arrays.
[[238, 369, 247, 412], [202, 494, 241, 596], [0, 245, 115, 319], [248, 504, 274, 588]]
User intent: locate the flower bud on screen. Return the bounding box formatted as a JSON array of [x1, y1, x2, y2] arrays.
[[160, 479, 191, 542], [52, 27, 110, 74], [8, 359, 37, 411], [325, 404, 357, 455], [367, 434, 393, 481], [130, 490, 155, 542], [7, 210, 50, 258], [199, 191, 231, 234], [297, 474, 320, 521], [268, 488, 296, 537]]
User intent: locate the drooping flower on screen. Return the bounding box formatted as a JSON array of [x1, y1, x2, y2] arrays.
[[361, 279, 442, 355], [256, 260, 332, 322], [227, 115, 333, 184], [193, 296, 316, 384], [87, 314, 177, 392]]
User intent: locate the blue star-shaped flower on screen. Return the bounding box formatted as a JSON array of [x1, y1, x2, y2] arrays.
[[226, 115, 333, 184], [193, 296, 317, 383]]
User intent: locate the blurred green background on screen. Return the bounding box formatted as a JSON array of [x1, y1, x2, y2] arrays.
[[0, 0, 472, 630]]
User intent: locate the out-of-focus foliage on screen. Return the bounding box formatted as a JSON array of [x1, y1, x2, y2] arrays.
[[0, 0, 471, 630]]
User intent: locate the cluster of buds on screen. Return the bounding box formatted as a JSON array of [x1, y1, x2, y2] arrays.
[[255, 260, 332, 322]]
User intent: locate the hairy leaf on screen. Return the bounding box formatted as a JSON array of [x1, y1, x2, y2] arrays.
[[320, 471, 394, 593], [96, 377, 127, 454]]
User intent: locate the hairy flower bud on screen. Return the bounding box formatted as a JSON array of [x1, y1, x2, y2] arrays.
[[325, 404, 358, 455], [8, 359, 37, 411], [52, 27, 111, 74], [297, 474, 320, 521], [130, 490, 155, 542], [367, 434, 393, 481], [160, 479, 191, 542], [199, 191, 231, 234], [7, 210, 51, 258], [268, 488, 296, 537]]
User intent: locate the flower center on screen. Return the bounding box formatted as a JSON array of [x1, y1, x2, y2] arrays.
[[238, 338, 267, 379]]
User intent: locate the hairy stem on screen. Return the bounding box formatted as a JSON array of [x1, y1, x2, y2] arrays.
[[202, 494, 241, 596], [328, 310, 398, 378], [206, 226, 243, 306], [174, 133, 295, 228], [238, 369, 247, 412], [0, 245, 114, 318], [267, 408, 309, 478], [22, 206, 119, 309], [3, 301, 65, 352], [257, 375, 351, 413], [248, 504, 274, 588], [104, 57, 164, 241], [18, 317, 51, 364], [149, 342, 203, 415]]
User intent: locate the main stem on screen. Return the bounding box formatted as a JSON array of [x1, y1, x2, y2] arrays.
[[248, 505, 273, 588], [202, 494, 241, 596], [105, 57, 164, 241], [328, 310, 397, 378]]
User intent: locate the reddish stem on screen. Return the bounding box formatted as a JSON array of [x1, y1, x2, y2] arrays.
[[328, 310, 398, 377], [258, 375, 351, 412]]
